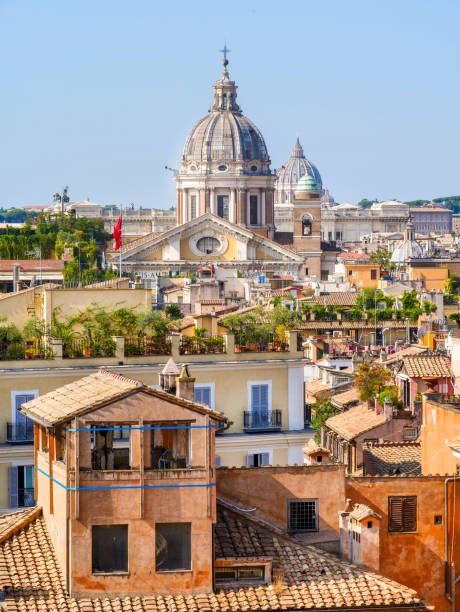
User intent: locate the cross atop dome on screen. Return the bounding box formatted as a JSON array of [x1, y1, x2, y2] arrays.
[[219, 44, 231, 76]]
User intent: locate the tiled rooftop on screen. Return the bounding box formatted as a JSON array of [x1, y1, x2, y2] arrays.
[[400, 354, 453, 379], [330, 388, 360, 409], [305, 380, 330, 398], [326, 404, 387, 441], [363, 441, 422, 476], [0, 506, 424, 611], [312, 292, 358, 307], [20, 369, 227, 426]]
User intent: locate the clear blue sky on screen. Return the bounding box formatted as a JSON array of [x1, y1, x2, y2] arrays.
[[1, 0, 459, 209]]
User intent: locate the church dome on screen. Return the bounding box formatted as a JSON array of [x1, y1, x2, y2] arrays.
[[296, 173, 318, 193], [391, 217, 424, 263], [181, 58, 270, 173], [274, 138, 323, 205]]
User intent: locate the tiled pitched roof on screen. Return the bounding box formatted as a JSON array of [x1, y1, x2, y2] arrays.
[[349, 504, 382, 522], [382, 345, 429, 366], [20, 369, 228, 426], [363, 441, 422, 476], [326, 404, 387, 441], [312, 292, 358, 307], [0, 259, 65, 271], [21, 369, 142, 425], [0, 507, 423, 611], [401, 354, 453, 378], [304, 380, 330, 397], [331, 388, 360, 409]]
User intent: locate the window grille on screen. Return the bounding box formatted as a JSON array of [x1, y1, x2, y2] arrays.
[[288, 499, 318, 532]]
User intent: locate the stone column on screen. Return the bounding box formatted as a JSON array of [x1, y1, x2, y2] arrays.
[[210, 188, 216, 215], [230, 189, 236, 223], [261, 190, 266, 226], [237, 189, 246, 225], [199, 190, 206, 216], [265, 189, 274, 225], [176, 190, 182, 226], [182, 189, 188, 224], [205, 189, 210, 214], [246, 191, 251, 226]]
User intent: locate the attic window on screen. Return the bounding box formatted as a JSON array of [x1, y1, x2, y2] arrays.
[[91, 425, 130, 470], [215, 566, 265, 583], [151, 422, 189, 469]]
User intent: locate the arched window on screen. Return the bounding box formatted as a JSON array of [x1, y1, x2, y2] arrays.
[[302, 219, 312, 236]]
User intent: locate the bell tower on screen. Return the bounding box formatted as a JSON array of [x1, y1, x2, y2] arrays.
[[293, 174, 322, 278]]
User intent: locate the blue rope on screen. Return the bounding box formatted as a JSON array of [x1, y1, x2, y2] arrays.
[[66, 425, 216, 432], [34, 465, 215, 492]]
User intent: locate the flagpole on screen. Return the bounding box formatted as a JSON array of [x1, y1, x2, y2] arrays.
[[119, 204, 122, 279]]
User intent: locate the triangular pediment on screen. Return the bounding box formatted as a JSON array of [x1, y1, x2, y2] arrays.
[[119, 213, 303, 263]]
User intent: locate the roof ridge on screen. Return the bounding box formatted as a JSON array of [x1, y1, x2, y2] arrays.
[[0, 506, 42, 545], [97, 368, 143, 387]]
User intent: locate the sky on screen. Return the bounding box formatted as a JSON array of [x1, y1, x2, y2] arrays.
[[0, 0, 459, 209]]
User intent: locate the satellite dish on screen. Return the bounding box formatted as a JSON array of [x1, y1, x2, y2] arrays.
[[417, 325, 427, 339]]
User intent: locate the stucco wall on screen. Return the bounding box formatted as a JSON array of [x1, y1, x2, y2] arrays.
[[422, 397, 460, 475], [217, 464, 346, 540], [346, 475, 459, 612]]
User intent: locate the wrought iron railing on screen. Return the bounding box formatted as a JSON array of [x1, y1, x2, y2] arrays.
[[62, 338, 116, 358], [0, 340, 53, 361], [124, 337, 171, 357], [243, 410, 282, 432], [6, 422, 34, 443], [235, 340, 288, 353], [179, 336, 225, 355]]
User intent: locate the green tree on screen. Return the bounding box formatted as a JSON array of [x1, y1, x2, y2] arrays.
[[311, 400, 338, 444], [369, 249, 393, 271], [354, 361, 391, 404], [165, 304, 183, 320], [378, 385, 404, 411], [449, 313, 460, 328]]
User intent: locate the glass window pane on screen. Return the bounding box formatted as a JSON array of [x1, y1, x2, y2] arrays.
[[156, 523, 191, 571]]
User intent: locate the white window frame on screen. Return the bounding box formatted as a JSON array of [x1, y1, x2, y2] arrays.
[[194, 382, 215, 410], [246, 448, 273, 467], [11, 390, 39, 423], [247, 380, 272, 413]]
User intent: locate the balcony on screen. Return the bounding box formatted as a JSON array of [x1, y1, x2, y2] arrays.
[[243, 410, 282, 433], [6, 422, 34, 444]]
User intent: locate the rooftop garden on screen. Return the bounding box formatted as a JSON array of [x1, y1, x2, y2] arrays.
[[302, 289, 437, 323], [221, 305, 300, 350]]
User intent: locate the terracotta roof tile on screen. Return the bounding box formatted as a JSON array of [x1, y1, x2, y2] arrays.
[[312, 293, 358, 307], [304, 380, 330, 397], [401, 354, 453, 378], [0, 259, 65, 271], [0, 506, 423, 611], [363, 441, 422, 476], [330, 388, 360, 409], [20, 369, 227, 426], [326, 404, 387, 441]]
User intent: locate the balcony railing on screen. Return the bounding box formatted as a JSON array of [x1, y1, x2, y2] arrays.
[[0, 341, 53, 361], [124, 337, 171, 357], [18, 488, 35, 507], [243, 410, 282, 432], [179, 336, 225, 355], [235, 340, 288, 353], [6, 422, 34, 444], [62, 338, 116, 358]]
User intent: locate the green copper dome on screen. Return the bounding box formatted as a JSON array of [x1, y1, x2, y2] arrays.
[[296, 172, 318, 192]]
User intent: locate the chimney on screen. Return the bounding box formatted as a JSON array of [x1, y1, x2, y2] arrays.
[[13, 264, 20, 292], [159, 358, 180, 393], [383, 397, 393, 420], [380, 351, 387, 363], [176, 364, 195, 402]]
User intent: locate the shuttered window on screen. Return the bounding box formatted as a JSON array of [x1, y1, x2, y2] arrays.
[[246, 452, 269, 467], [194, 386, 211, 407], [251, 385, 269, 414], [388, 496, 417, 533]]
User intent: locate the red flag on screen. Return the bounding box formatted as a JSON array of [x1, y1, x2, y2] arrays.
[[113, 216, 122, 251]]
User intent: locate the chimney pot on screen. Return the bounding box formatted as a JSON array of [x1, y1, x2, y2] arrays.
[[176, 364, 196, 402]]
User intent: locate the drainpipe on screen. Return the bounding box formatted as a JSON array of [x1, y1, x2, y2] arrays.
[[444, 475, 459, 611]]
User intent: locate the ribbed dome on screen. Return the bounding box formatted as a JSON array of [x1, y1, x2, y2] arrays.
[[181, 59, 270, 170], [391, 217, 425, 263], [276, 138, 322, 191], [183, 112, 269, 163]]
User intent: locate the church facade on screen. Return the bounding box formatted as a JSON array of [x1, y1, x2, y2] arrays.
[[112, 55, 332, 280]]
